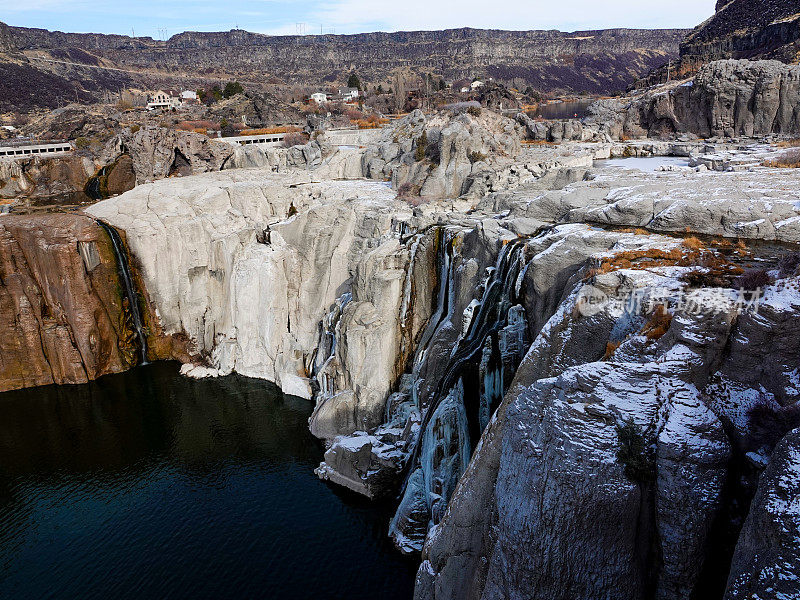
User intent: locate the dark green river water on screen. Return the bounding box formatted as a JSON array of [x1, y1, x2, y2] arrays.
[[0, 362, 416, 599]]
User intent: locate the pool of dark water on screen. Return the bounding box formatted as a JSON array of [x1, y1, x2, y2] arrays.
[[0, 362, 417, 600], [529, 98, 595, 120]]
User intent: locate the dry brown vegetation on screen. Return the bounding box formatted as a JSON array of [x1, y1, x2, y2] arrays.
[[641, 305, 673, 340], [282, 131, 309, 148], [765, 148, 800, 168], [776, 138, 800, 148], [240, 126, 300, 136], [603, 341, 621, 360], [584, 234, 749, 289]]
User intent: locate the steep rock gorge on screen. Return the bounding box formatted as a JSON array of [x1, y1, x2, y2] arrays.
[[2, 103, 800, 599], [5, 24, 686, 95]]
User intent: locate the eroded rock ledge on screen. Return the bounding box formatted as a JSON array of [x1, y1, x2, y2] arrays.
[[1, 95, 800, 600]]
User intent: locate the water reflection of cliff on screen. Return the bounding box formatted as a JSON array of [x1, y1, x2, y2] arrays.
[[0, 362, 417, 600], [0, 362, 319, 480]]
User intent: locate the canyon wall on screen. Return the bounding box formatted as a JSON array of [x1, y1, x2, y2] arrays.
[[638, 0, 799, 87], [4, 24, 686, 94], [0, 214, 136, 391], [593, 59, 800, 139]]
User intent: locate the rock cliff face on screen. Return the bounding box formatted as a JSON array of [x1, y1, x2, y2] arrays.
[[102, 127, 234, 185], [5, 24, 686, 94], [595, 59, 800, 139], [725, 428, 800, 599], [638, 0, 800, 87], [87, 169, 409, 404], [681, 0, 800, 67], [360, 109, 523, 199], [0, 214, 137, 391], [3, 103, 800, 600]]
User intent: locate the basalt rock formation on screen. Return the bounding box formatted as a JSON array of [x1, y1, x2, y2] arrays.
[[360, 109, 522, 199], [682, 0, 800, 68], [2, 103, 800, 600], [4, 24, 686, 95], [591, 59, 800, 139], [0, 214, 138, 391], [101, 126, 234, 185], [725, 428, 800, 599], [637, 0, 800, 87], [0, 212, 191, 392]]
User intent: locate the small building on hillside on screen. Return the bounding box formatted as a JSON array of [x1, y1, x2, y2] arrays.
[[180, 90, 199, 104], [310, 92, 329, 104], [338, 87, 360, 102], [147, 90, 180, 110], [471, 80, 484, 90]]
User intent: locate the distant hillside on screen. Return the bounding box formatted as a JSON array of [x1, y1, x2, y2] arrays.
[[638, 0, 800, 86], [682, 0, 800, 65], [3, 24, 686, 99]]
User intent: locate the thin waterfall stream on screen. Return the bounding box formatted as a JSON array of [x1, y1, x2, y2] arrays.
[[96, 219, 149, 365]]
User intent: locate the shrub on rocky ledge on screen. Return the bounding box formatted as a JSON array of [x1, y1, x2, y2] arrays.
[[468, 151, 487, 163], [414, 131, 427, 162], [778, 251, 800, 277], [283, 132, 309, 148], [765, 148, 800, 168], [616, 419, 656, 483], [734, 268, 772, 291]]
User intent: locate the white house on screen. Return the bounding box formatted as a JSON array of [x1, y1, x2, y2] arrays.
[[471, 80, 484, 90], [147, 90, 180, 110], [338, 87, 360, 102], [180, 90, 199, 104], [310, 92, 329, 104], [460, 87, 470, 93]]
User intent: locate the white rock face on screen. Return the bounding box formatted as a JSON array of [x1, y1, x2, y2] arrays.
[[79, 127, 800, 600], [88, 170, 403, 407]]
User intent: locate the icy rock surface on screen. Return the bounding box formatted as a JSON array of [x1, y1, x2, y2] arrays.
[[725, 427, 800, 600]]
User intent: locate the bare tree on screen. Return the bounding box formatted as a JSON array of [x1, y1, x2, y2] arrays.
[[392, 70, 407, 113]]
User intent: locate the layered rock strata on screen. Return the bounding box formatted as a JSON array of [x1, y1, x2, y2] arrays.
[[0, 214, 137, 390]]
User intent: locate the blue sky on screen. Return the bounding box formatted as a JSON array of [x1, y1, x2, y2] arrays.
[[0, 0, 717, 37]]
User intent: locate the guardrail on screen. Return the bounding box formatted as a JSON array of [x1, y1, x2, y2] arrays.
[[0, 142, 74, 159], [214, 133, 287, 146]]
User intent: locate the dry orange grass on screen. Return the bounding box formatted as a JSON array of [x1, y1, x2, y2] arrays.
[[353, 118, 389, 129], [584, 234, 749, 287], [682, 236, 705, 251], [603, 341, 621, 360], [641, 305, 673, 340], [765, 148, 800, 168], [240, 126, 300, 136]]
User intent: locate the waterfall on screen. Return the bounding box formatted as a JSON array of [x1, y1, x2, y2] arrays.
[[311, 292, 352, 397], [390, 237, 530, 549], [410, 228, 455, 409], [85, 166, 108, 200], [96, 220, 149, 365]]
